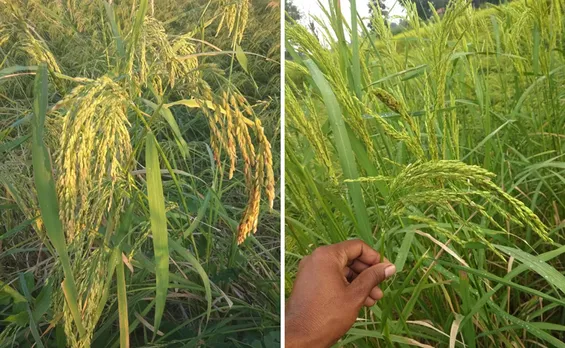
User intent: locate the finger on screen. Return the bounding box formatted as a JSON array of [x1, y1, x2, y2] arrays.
[[348, 260, 371, 274], [364, 297, 377, 307], [343, 267, 359, 283], [328, 239, 381, 266], [348, 263, 396, 301], [350, 271, 359, 281], [364, 287, 384, 307], [368, 286, 383, 301], [297, 255, 310, 271], [343, 267, 352, 279], [348, 271, 359, 283], [343, 267, 353, 279]]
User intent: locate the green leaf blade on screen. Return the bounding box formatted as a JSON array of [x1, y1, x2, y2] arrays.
[[146, 132, 170, 336], [304, 59, 372, 243], [31, 63, 86, 337], [495, 245, 565, 295]]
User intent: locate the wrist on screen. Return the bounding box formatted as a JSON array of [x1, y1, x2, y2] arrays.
[[285, 312, 329, 348]]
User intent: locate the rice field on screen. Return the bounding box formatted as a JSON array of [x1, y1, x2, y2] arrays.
[[0, 0, 280, 347], [285, 0, 565, 346]]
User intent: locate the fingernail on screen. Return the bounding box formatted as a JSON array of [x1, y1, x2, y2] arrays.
[[385, 265, 396, 278]]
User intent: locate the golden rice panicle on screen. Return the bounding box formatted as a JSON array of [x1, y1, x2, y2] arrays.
[[60, 1, 99, 33], [0, 4, 60, 71], [55, 76, 132, 242], [198, 88, 273, 244], [199, 99, 228, 167], [286, 20, 333, 69], [136, 17, 199, 89], [236, 120, 264, 245], [52, 77, 133, 346], [235, 112, 256, 188], [288, 22, 378, 169], [232, 93, 275, 211], [0, 23, 9, 47], [172, 34, 199, 85], [226, 93, 239, 179], [363, 104, 424, 161], [63, 247, 108, 348], [216, 0, 250, 44], [19, 26, 61, 73], [237, 178, 261, 245], [254, 118, 275, 210], [482, 180, 552, 243], [0, 151, 40, 232], [235, 119, 274, 244]]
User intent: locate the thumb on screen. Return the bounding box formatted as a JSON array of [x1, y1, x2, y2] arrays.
[[348, 263, 396, 301]]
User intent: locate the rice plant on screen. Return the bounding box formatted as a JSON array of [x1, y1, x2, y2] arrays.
[[0, 0, 280, 347], [286, 0, 565, 346]]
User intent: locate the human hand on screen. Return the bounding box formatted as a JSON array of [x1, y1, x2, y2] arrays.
[[285, 240, 396, 348]]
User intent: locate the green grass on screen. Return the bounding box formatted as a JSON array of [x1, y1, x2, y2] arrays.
[[286, 0, 565, 346], [0, 0, 280, 347]]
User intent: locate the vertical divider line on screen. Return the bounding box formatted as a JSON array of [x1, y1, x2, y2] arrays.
[[280, 0, 287, 346]]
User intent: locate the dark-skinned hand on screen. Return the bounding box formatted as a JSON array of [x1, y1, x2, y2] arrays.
[[285, 240, 396, 348]]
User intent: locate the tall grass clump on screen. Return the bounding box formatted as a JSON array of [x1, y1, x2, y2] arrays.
[[0, 0, 280, 347], [286, 0, 565, 346]]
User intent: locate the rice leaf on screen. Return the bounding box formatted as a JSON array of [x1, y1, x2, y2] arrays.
[[235, 44, 248, 73], [31, 63, 85, 337], [345, 328, 434, 347], [0, 280, 26, 304], [304, 59, 372, 243], [394, 230, 414, 272], [0, 65, 38, 79], [18, 273, 44, 348], [115, 205, 134, 348], [142, 99, 189, 158], [489, 302, 565, 348], [184, 191, 211, 238], [130, 0, 148, 54], [350, 0, 362, 97], [146, 131, 170, 336], [0, 135, 30, 155], [494, 245, 565, 295], [165, 99, 218, 110], [169, 238, 212, 321], [437, 261, 565, 306], [104, 2, 125, 61], [95, 204, 135, 323], [32, 281, 52, 322], [116, 253, 130, 348], [0, 217, 37, 241], [368, 65, 428, 87], [448, 314, 463, 348]]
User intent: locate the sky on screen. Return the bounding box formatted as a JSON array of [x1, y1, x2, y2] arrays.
[[295, 0, 406, 26]]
